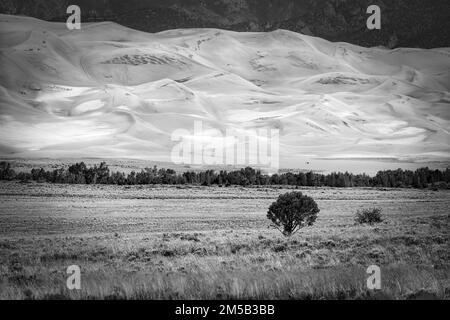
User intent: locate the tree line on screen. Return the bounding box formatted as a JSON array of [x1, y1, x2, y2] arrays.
[[0, 161, 449, 189]]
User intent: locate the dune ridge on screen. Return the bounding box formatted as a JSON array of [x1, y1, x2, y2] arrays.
[[0, 14, 449, 171]]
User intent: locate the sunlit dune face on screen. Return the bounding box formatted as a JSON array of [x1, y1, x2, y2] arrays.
[[0, 14, 449, 171]]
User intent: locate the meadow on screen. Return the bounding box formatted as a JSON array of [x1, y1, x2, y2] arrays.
[[0, 182, 448, 300]]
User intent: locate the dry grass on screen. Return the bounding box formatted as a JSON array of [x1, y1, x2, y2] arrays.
[[0, 182, 449, 300]]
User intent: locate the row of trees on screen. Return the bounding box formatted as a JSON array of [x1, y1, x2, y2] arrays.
[[1, 161, 449, 189]]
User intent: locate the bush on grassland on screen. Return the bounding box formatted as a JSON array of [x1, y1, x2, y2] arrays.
[[355, 208, 383, 225], [267, 192, 319, 237]]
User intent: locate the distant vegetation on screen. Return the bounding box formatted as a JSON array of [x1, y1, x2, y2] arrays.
[[1, 161, 449, 189], [2, 0, 448, 48], [267, 192, 319, 236]]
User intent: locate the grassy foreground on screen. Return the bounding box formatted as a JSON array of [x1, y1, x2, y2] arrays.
[[0, 182, 448, 299]]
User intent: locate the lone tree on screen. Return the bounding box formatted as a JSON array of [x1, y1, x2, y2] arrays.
[[267, 192, 319, 236]]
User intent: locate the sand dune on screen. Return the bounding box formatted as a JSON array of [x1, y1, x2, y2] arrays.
[[0, 14, 449, 171]]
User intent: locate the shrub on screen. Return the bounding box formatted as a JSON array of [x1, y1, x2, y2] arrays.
[[355, 208, 383, 225], [267, 192, 319, 237], [0, 162, 16, 180]]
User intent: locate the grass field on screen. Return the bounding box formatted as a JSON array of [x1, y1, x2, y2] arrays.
[[0, 182, 449, 300]]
